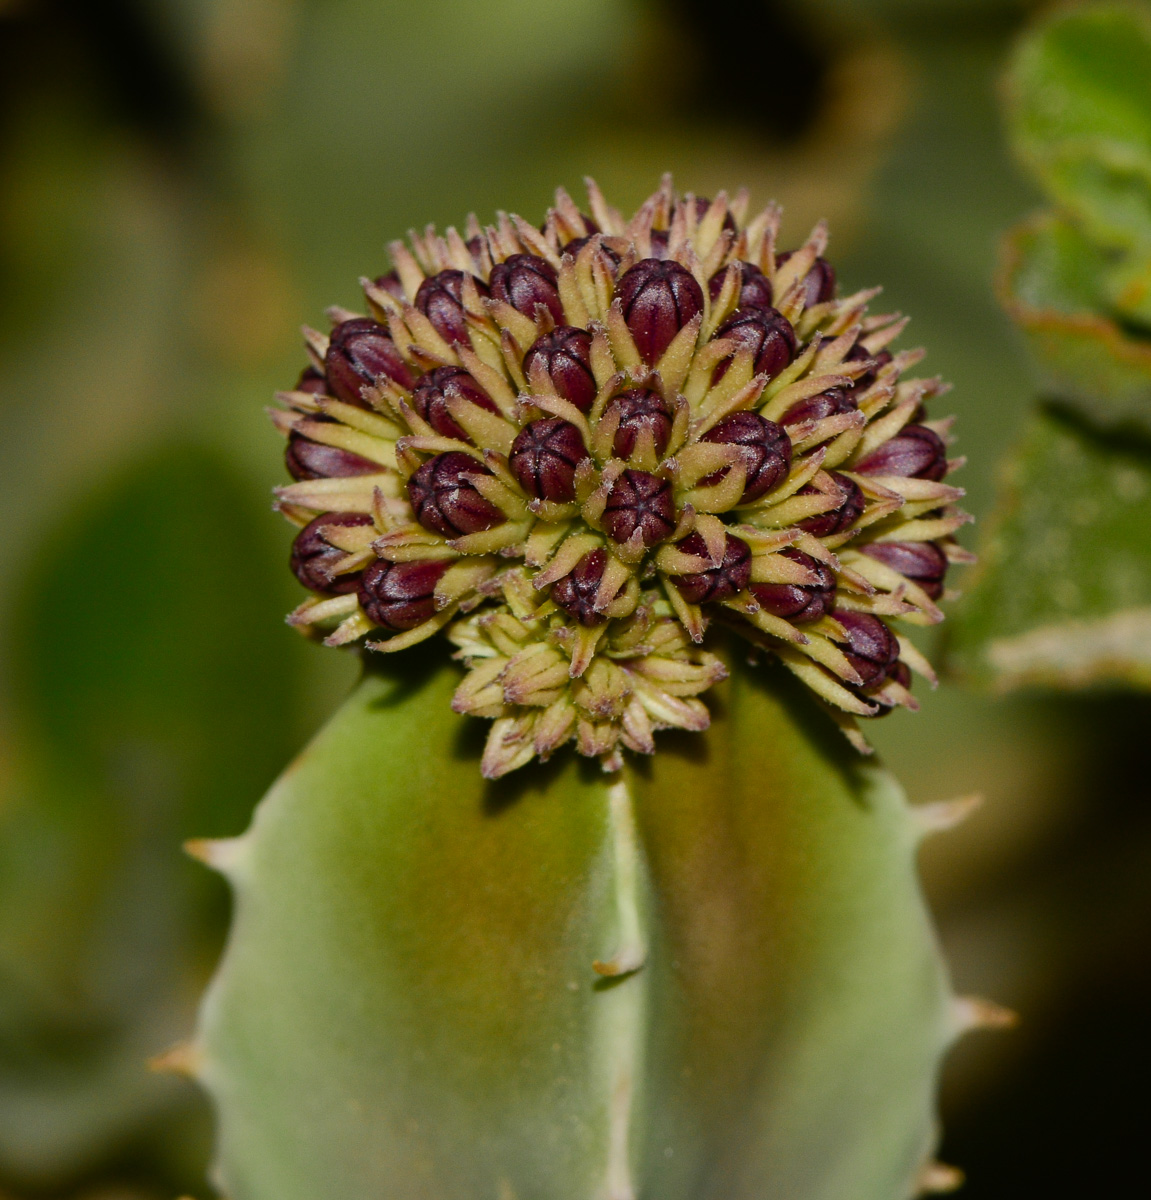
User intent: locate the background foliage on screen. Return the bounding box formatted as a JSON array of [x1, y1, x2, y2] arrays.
[[0, 1, 1147, 1196]]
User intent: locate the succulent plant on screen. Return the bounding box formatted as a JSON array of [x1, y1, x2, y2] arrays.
[[187, 179, 998, 1199], [268, 177, 968, 777]]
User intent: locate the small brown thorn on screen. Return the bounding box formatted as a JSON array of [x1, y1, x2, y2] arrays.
[[951, 995, 1019, 1035], [916, 1162, 964, 1195], [911, 793, 983, 838], [184, 836, 248, 874], [149, 1040, 203, 1078]]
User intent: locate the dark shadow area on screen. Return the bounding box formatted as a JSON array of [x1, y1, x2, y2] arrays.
[[661, 0, 830, 142], [1042, 397, 1151, 460], [362, 639, 451, 711], [0, 0, 202, 150]]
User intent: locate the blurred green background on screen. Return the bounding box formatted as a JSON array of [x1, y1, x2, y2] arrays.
[[1, 0, 1147, 1196]]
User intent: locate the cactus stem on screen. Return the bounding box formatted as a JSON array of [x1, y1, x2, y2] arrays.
[[148, 1040, 203, 1078], [915, 1161, 965, 1194], [592, 775, 647, 978], [184, 835, 250, 876], [949, 994, 1019, 1037], [910, 792, 983, 838]]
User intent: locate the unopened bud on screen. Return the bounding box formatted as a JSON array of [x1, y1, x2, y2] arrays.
[[602, 469, 676, 546], [780, 386, 856, 427], [670, 531, 751, 604], [606, 388, 673, 459], [290, 512, 373, 595], [846, 342, 893, 390], [373, 270, 406, 302], [861, 540, 949, 599], [408, 451, 505, 537], [411, 366, 499, 441], [855, 424, 947, 481], [700, 411, 791, 501], [615, 258, 705, 363], [749, 547, 834, 623], [508, 418, 589, 502], [358, 557, 450, 631], [414, 269, 489, 345], [712, 307, 797, 382], [777, 250, 836, 306], [523, 326, 597, 412], [708, 260, 773, 311], [551, 548, 614, 626], [296, 366, 328, 395], [325, 318, 414, 403], [285, 427, 381, 482], [489, 253, 564, 324], [796, 471, 865, 537], [831, 610, 900, 687]]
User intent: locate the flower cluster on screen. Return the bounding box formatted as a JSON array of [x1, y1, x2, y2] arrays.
[[271, 178, 970, 777]]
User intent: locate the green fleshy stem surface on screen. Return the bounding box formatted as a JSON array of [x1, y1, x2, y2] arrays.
[[193, 643, 956, 1200]]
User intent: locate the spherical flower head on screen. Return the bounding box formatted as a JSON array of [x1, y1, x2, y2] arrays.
[[271, 177, 970, 776]]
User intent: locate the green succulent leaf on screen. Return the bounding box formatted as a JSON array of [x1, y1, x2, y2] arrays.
[[1007, 1, 1151, 252], [948, 405, 1151, 691], [196, 646, 955, 1200], [999, 213, 1151, 430]]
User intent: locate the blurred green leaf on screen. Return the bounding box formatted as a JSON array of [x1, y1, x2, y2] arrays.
[[1007, 1, 1151, 250], [999, 212, 1151, 430], [948, 406, 1151, 690], [0, 442, 299, 1188]]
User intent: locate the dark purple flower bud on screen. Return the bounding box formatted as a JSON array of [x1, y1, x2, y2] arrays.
[[749, 547, 835, 624], [561, 236, 621, 269], [523, 326, 597, 413], [606, 388, 673, 459], [285, 424, 381, 482], [325, 318, 414, 404], [649, 229, 670, 259], [712, 307, 797, 383], [615, 258, 705, 363], [780, 386, 857, 427], [669, 531, 751, 605], [373, 270, 406, 302], [488, 253, 564, 325], [414, 269, 489, 346], [296, 366, 328, 395], [845, 342, 894, 390], [551, 548, 616, 627], [290, 512, 374, 595], [855, 424, 948, 481], [700, 411, 792, 502], [602, 469, 676, 546], [861, 658, 913, 715], [358, 557, 450, 631], [708, 260, 773, 311], [410, 366, 499, 441], [831, 610, 900, 688], [407, 451, 505, 537], [860, 540, 949, 600], [796, 471, 865, 537], [508, 418, 589, 502], [776, 250, 836, 306]]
